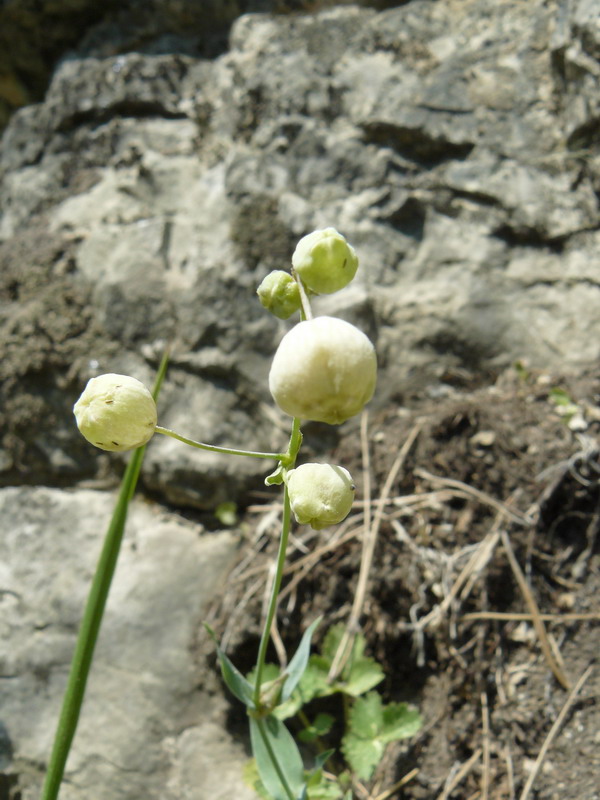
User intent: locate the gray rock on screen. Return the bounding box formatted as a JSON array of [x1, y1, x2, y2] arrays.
[[1, 0, 600, 501], [0, 485, 255, 800]]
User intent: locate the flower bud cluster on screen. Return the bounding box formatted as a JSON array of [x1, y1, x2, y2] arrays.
[[258, 227, 376, 428]]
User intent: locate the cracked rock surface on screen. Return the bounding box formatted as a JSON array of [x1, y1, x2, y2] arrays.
[[1, 1, 600, 798]]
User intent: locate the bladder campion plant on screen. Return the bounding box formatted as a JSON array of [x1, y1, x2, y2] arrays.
[[44, 228, 420, 800]]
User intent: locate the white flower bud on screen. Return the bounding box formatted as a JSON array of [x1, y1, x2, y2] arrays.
[[268, 316, 376, 425], [287, 463, 355, 529], [74, 373, 157, 452], [292, 228, 358, 294], [257, 270, 301, 319]]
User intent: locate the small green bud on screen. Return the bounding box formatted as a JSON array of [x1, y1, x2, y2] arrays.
[[269, 316, 377, 425], [287, 463, 355, 529], [292, 228, 358, 295], [257, 270, 302, 319], [73, 373, 157, 452]]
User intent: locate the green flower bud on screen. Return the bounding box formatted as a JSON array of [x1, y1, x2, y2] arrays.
[[292, 228, 358, 295], [269, 316, 376, 425], [286, 463, 355, 529], [257, 270, 302, 319], [74, 373, 157, 452]]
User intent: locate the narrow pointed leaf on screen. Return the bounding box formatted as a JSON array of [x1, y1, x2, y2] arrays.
[[281, 617, 321, 702], [250, 715, 305, 800], [205, 624, 255, 708]]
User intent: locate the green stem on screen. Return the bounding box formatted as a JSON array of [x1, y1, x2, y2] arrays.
[[40, 446, 146, 800], [155, 426, 282, 460], [253, 417, 301, 707], [291, 269, 313, 321], [41, 352, 170, 800], [256, 719, 296, 800], [282, 416, 302, 467], [253, 481, 293, 706]]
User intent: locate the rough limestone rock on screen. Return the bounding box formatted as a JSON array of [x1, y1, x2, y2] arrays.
[[2, 1, 600, 502], [2, 2, 600, 796], [0, 486, 254, 800]]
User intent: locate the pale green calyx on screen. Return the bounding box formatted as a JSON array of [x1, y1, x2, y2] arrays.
[[291, 228, 358, 294], [257, 270, 302, 319], [73, 373, 157, 452], [269, 316, 377, 425], [286, 463, 355, 529]]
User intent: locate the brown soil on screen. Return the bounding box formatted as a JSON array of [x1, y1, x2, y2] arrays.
[[206, 366, 600, 800]]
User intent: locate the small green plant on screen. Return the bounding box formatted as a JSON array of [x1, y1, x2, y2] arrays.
[[43, 227, 421, 800], [244, 623, 421, 798]]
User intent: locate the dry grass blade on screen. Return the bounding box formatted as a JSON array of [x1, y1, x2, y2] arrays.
[[416, 529, 501, 632], [519, 664, 593, 800], [462, 611, 600, 623], [480, 693, 490, 800], [329, 417, 423, 680], [415, 468, 532, 527], [371, 768, 419, 800], [436, 748, 482, 800], [500, 530, 570, 690]]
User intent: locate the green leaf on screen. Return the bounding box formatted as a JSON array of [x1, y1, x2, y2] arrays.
[[320, 624, 345, 664], [305, 770, 343, 800], [341, 692, 422, 781], [265, 464, 285, 485], [282, 617, 321, 702], [343, 658, 384, 698], [250, 715, 306, 800], [313, 748, 336, 771], [243, 759, 272, 800], [380, 703, 422, 744], [341, 734, 384, 781], [300, 656, 336, 699], [204, 624, 255, 708], [299, 713, 335, 743]]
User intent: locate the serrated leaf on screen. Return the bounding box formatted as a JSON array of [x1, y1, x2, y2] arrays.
[[299, 712, 335, 743], [320, 624, 344, 664], [319, 625, 371, 683], [250, 715, 306, 800], [204, 624, 255, 708], [342, 693, 422, 781], [380, 703, 422, 744], [348, 691, 383, 739], [297, 656, 334, 701], [282, 617, 321, 702], [306, 773, 344, 800], [343, 658, 384, 697], [341, 733, 384, 781]]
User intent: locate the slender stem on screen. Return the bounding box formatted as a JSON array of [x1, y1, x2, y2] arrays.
[[41, 353, 170, 800], [256, 719, 296, 800], [253, 481, 293, 706], [291, 269, 313, 321], [282, 416, 302, 467], [155, 426, 282, 460], [40, 446, 146, 800]]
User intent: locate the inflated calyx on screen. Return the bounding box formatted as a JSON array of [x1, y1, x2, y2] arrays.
[[269, 316, 376, 425], [287, 463, 355, 529], [292, 228, 358, 294], [74, 373, 157, 452], [257, 270, 302, 319]]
